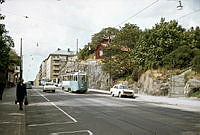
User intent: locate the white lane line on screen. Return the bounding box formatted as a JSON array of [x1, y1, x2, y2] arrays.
[[39, 92, 50, 102], [50, 102, 77, 122], [0, 122, 23, 125], [50, 130, 93, 135], [36, 90, 77, 123], [28, 121, 75, 127]]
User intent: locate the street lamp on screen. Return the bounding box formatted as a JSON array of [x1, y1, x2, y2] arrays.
[[177, 0, 183, 10]]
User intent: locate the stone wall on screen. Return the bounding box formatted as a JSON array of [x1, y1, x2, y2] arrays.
[[184, 78, 200, 96], [59, 60, 111, 90]]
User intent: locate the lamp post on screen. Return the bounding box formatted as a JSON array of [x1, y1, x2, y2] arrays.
[[19, 16, 29, 80], [20, 38, 23, 80]]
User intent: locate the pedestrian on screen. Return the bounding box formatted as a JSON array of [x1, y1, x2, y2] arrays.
[[16, 79, 27, 110], [0, 72, 6, 100]]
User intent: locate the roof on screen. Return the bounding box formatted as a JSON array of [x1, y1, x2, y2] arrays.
[[50, 50, 75, 56], [63, 72, 87, 76]]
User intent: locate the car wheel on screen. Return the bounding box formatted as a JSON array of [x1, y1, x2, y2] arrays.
[[119, 92, 122, 98], [111, 92, 114, 97], [118, 92, 122, 98], [52, 90, 55, 93]]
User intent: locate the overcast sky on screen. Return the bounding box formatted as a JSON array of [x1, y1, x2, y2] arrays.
[[1, 0, 200, 81]]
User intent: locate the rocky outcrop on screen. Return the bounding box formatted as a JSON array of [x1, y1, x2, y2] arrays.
[[184, 78, 200, 96], [59, 60, 111, 90], [138, 70, 169, 96], [137, 69, 196, 97]]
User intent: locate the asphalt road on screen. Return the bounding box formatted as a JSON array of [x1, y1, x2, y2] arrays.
[[25, 88, 200, 135]]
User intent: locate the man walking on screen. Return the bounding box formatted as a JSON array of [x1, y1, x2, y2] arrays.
[[16, 79, 27, 110], [0, 72, 6, 100]]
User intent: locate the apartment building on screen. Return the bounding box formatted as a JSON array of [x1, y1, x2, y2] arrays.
[[41, 59, 47, 80], [45, 48, 74, 83]]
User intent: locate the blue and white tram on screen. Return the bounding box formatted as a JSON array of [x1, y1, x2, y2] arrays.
[[61, 72, 88, 93]]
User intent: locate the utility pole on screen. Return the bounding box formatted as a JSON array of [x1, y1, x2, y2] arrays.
[[76, 38, 78, 54], [109, 35, 112, 90], [76, 38, 79, 72], [20, 38, 23, 80]]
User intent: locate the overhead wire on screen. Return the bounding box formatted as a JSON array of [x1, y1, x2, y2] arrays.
[[178, 8, 200, 20], [115, 0, 159, 28]]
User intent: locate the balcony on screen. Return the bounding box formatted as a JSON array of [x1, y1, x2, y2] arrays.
[[52, 57, 60, 60], [52, 62, 60, 66], [53, 67, 60, 71], [53, 72, 59, 76]]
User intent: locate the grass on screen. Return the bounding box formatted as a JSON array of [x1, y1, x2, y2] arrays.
[[184, 70, 200, 84], [191, 91, 200, 98], [114, 76, 137, 86]]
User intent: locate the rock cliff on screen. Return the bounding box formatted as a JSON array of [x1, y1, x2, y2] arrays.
[[138, 70, 169, 96], [59, 60, 111, 90]]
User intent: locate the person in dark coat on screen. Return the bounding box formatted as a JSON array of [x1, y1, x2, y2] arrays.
[[0, 72, 6, 100], [16, 79, 27, 110]]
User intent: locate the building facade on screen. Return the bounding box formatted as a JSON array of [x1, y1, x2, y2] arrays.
[[41, 59, 47, 81], [45, 48, 74, 83]]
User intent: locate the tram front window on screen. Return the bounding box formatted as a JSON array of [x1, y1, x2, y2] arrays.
[[78, 75, 86, 82]]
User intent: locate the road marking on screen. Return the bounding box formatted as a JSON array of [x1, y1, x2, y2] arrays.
[[28, 121, 75, 127], [39, 92, 50, 102], [0, 122, 23, 125], [8, 113, 24, 116], [50, 102, 77, 122], [50, 130, 93, 135], [36, 90, 77, 123]]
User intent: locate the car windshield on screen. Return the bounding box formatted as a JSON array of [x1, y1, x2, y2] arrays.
[[119, 85, 128, 89], [46, 83, 54, 86]]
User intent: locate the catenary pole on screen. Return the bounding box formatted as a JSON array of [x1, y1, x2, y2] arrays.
[[20, 38, 23, 80]]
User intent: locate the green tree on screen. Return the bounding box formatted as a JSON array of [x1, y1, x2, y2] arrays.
[[112, 23, 141, 49], [163, 45, 193, 69], [91, 27, 119, 46], [135, 18, 186, 70], [8, 49, 21, 70], [102, 24, 142, 81], [192, 55, 200, 73], [78, 27, 119, 60], [78, 44, 91, 60], [0, 0, 15, 81]]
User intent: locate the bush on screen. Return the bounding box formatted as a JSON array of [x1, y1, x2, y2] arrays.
[[192, 55, 200, 73], [191, 88, 200, 98]]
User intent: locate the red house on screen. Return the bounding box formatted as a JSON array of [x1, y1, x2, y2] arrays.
[[95, 37, 110, 59], [95, 36, 130, 59]]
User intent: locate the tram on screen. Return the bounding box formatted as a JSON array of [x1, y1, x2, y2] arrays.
[[61, 72, 88, 93]]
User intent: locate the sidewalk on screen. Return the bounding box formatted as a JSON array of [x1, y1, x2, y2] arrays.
[[88, 89, 200, 113], [0, 87, 25, 135]]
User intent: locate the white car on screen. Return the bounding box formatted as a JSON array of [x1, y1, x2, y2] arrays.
[[43, 82, 56, 93], [110, 84, 134, 98]]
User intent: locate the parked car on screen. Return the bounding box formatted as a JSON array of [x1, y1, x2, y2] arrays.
[[43, 82, 56, 93], [110, 84, 134, 98], [25, 82, 32, 89]]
